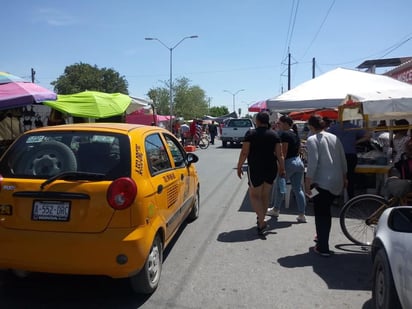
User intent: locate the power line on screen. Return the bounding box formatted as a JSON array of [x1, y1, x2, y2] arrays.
[[320, 33, 412, 66], [315, 63, 324, 75], [281, 0, 300, 60], [300, 0, 336, 60], [288, 0, 300, 50], [282, 0, 296, 60], [380, 35, 412, 58], [279, 0, 301, 92]]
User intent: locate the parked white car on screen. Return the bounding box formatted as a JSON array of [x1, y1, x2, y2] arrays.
[[220, 118, 254, 147], [371, 206, 412, 309]]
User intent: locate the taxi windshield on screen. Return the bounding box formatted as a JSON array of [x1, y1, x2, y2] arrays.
[[0, 131, 131, 180]]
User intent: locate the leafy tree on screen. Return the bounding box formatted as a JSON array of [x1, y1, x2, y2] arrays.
[[209, 106, 229, 117], [147, 77, 209, 120], [51, 62, 129, 94], [147, 87, 169, 114]]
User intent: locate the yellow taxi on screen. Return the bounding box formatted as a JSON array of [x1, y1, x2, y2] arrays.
[[0, 123, 200, 294]]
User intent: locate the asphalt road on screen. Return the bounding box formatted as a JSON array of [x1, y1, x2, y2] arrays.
[[0, 142, 373, 309]]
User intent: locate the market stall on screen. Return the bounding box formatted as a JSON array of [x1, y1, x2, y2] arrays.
[[339, 89, 412, 194], [267, 67, 412, 112], [263, 66, 412, 197], [0, 72, 57, 155], [126, 108, 172, 128]]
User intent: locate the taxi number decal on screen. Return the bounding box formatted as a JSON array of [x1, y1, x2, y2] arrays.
[[163, 173, 176, 182], [135, 145, 144, 175]]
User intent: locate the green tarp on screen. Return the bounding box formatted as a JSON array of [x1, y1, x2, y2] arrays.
[[44, 91, 131, 118]]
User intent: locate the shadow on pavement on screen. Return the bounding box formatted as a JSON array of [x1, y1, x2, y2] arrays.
[[238, 186, 345, 218], [0, 271, 149, 309], [277, 246, 372, 291]]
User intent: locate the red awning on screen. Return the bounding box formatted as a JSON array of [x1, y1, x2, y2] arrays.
[[288, 108, 338, 121], [248, 100, 267, 112]]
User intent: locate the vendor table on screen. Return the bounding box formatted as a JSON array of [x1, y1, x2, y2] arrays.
[[355, 164, 392, 174], [355, 164, 392, 195]]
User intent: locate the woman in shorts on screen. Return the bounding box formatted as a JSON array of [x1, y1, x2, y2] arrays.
[[237, 111, 285, 235]]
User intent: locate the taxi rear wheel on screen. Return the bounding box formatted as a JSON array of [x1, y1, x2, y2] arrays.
[[130, 234, 163, 294]]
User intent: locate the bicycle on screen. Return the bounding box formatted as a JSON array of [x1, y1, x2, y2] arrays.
[[184, 134, 209, 149], [339, 177, 412, 246], [197, 134, 210, 149]]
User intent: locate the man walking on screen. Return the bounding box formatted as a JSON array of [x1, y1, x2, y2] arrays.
[[208, 121, 218, 145]]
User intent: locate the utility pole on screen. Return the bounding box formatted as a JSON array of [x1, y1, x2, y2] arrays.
[[288, 52, 291, 90], [31, 68, 36, 83], [312, 58, 315, 79]]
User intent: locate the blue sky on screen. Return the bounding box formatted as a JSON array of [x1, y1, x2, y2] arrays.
[[2, 0, 412, 115]]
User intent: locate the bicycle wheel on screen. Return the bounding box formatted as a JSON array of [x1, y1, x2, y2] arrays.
[[339, 194, 388, 246], [198, 136, 209, 149]]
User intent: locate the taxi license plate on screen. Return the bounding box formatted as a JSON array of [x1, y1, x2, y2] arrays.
[[32, 200, 70, 221]]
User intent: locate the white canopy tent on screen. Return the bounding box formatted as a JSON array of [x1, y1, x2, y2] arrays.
[[267, 68, 412, 117], [340, 90, 412, 121], [126, 96, 151, 115]]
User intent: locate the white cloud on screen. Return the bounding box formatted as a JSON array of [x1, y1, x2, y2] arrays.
[[33, 8, 78, 26]]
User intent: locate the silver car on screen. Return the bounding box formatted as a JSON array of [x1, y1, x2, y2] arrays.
[[371, 206, 412, 309]]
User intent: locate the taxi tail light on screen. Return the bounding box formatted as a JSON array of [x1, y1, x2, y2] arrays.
[[107, 177, 137, 210]]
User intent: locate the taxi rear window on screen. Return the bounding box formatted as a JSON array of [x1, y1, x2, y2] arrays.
[[0, 131, 131, 179]]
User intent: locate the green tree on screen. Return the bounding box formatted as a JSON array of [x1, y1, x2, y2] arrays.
[[147, 77, 209, 119], [51, 62, 129, 94], [147, 87, 169, 114], [209, 106, 229, 117]]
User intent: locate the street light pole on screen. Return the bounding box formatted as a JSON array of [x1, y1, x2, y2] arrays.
[[145, 35, 198, 131], [223, 89, 245, 113]]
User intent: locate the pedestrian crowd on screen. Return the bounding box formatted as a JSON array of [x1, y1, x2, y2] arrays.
[[237, 110, 412, 256], [176, 118, 219, 147], [237, 112, 347, 255]]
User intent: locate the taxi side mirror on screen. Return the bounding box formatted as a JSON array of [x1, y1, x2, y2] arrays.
[[187, 153, 199, 166]]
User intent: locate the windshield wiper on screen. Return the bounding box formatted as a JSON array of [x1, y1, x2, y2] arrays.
[[40, 171, 106, 190]]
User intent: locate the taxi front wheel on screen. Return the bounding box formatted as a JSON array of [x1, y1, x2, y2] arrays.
[[187, 188, 200, 222], [129, 234, 163, 294]]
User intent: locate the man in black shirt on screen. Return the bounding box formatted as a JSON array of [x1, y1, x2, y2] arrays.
[[208, 121, 218, 145]]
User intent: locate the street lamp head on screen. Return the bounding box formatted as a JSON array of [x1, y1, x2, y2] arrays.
[[223, 89, 245, 112], [223, 89, 245, 95], [145, 35, 198, 132]]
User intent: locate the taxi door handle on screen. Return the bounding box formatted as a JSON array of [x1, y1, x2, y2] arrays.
[[157, 185, 163, 194], [181, 174, 184, 181]]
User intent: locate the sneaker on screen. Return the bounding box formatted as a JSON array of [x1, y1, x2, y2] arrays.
[[313, 246, 334, 257], [296, 214, 307, 223], [266, 207, 279, 217]]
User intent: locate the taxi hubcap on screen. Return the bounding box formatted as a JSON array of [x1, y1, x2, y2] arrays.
[[148, 243, 160, 283]]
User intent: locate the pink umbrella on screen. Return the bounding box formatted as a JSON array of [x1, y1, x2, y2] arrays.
[[248, 100, 267, 112], [0, 71, 57, 110]]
